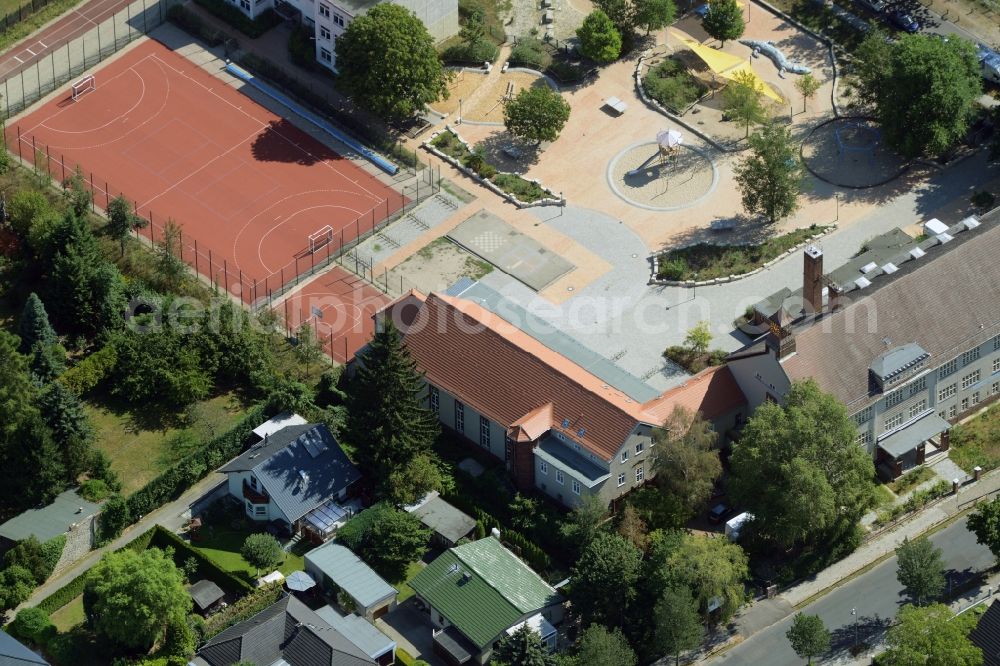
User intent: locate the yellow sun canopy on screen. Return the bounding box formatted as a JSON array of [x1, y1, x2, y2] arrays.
[[671, 31, 784, 104]]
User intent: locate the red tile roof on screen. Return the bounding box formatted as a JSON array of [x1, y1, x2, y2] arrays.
[[382, 292, 746, 461]]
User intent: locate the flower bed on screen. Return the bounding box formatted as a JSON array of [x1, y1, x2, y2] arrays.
[[426, 128, 563, 207], [642, 58, 708, 115]]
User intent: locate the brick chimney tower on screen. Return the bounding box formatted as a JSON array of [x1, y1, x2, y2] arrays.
[[803, 245, 823, 316]]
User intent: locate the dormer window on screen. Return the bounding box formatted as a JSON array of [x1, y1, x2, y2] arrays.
[[870, 343, 930, 393]]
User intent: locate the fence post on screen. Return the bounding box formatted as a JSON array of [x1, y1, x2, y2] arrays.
[[252, 279, 257, 305], [208, 250, 214, 288], [89, 172, 95, 211], [223, 260, 229, 293], [16, 126, 20, 161], [179, 229, 184, 264], [194, 239, 199, 276], [142, 0, 147, 32]]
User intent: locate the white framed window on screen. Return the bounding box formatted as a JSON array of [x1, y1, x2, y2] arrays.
[[479, 415, 490, 449], [962, 397, 970, 411], [993, 381, 1000, 395], [429, 386, 439, 415], [319, 47, 332, 63], [540, 460, 548, 475], [249, 474, 258, 489], [245, 500, 253, 515], [853, 406, 873, 425], [620, 449, 628, 463], [333, 11, 345, 26], [949, 404, 958, 418], [255, 505, 266, 516], [962, 370, 981, 390], [319, 25, 331, 39], [994, 335, 1000, 350], [319, 2, 330, 17], [908, 376, 927, 396], [939, 358, 959, 378], [635, 466, 644, 483], [239, 0, 250, 8], [556, 470, 564, 485], [908, 400, 927, 419], [973, 391, 982, 405], [993, 357, 1000, 373], [884, 413, 904, 431], [885, 388, 905, 408], [455, 401, 465, 432], [572, 480, 581, 495], [938, 383, 957, 401], [855, 431, 872, 447], [635, 441, 645, 455], [963, 348, 981, 366], [617, 472, 626, 487]]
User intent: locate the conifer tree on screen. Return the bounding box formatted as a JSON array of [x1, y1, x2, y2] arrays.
[[346, 322, 440, 495], [39, 381, 94, 480], [18, 292, 57, 354]]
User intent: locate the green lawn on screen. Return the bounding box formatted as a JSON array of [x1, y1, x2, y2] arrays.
[[85, 391, 251, 494], [949, 403, 1000, 473], [194, 527, 306, 584], [392, 560, 425, 603], [0, 0, 88, 52], [49, 595, 85, 632], [873, 483, 896, 511]]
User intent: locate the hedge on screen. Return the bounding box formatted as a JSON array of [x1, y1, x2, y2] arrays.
[[166, 4, 224, 46], [203, 583, 284, 639], [59, 343, 117, 395], [150, 526, 253, 593], [124, 404, 266, 519], [191, 0, 281, 38]]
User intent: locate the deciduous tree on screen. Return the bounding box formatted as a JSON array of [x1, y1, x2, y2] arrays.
[[896, 536, 945, 605], [880, 604, 982, 666], [570, 532, 642, 628], [0, 565, 35, 611], [346, 322, 440, 495], [684, 321, 712, 354], [503, 86, 572, 145], [702, 0, 744, 46], [560, 493, 608, 552], [654, 586, 703, 665], [794, 73, 821, 112], [660, 533, 748, 622], [577, 10, 623, 64], [84, 548, 192, 653], [729, 379, 876, 547], [616, 503, 649, 551], [575, 625, 637, 666], [968, 496, 1000, 564], [723, 71, 768, 138], [241, 533, 284, 576], [635, 0, 676, 34], [652, 406, 721, 517], [335, 4, 450, 121], [336, 503, 430, 580], [106, 194, 147, 256], [785, 613, 830, 665], [733, 123, 804, 225]]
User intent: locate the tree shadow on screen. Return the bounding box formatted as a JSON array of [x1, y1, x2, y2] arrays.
[[473, 132, 542, 174], [827, 613, 894, 661], [250, 119, 339, 165]]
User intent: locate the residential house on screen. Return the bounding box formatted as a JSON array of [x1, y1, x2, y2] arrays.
[[0, 489, 100, 556], [191, 595, 387, 666], [406, 492, 476, 548], [408, 536, 564, 665], [727, 212, 1000, 478], [378, 289, 747, 508], [304, 542, 398, 620], [219, 423, 362, 541], [0, 631, 49, 666], [969, 599, 1000, 666]]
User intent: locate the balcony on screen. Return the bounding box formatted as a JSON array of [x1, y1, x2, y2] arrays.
[[242, 480, 270, 504]]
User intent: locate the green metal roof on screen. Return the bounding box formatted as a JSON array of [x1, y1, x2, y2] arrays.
[[408, 538, 561, 649], [0, 490, 100, 544]]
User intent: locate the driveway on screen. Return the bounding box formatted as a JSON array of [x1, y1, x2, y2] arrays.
[[376, 599, 447, 666]]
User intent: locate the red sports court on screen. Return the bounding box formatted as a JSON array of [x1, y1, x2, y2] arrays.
[[7, 39, 406, 304]]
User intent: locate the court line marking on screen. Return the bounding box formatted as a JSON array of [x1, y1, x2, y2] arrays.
[[39, 68, 146, 135]]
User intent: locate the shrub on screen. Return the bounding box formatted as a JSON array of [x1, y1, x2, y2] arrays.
[[546, 61, 588, 83], [288, 24, 317, 69], [643, 58, 707, 113], [191, 0, 281, 37], [40, 535, 66, 580], [80, 478, 111, 502], [98, 495, 131, 545], [203, 584, 284, 639], [509, 38, 551, 69], [442, 38, 499, 64], [8, 607, 55, 646], [59, 343, 118, 395], [491, 173, 549, 202], [166, 4, 225, 46], [240, 533, 284, 576]]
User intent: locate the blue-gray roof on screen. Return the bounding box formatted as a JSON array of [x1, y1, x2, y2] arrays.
[[220, 424, 361, 523], [869, 343, 929, 382], [305, 543, 397, 608], [535, 435, 611, 487], [314, 606, 395, 660], [0, 489, 100, 544], [0, 630, 49, 665]]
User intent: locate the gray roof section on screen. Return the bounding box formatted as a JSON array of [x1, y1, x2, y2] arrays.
[[535, 435, 611, 487], [877, 412, 951, 458], [198, 596, 375, 666], [970, 599, 1000, 666], [220, 424, 362, 523], [331, 0, 379, 16], [455, 281, 662, 403], [869, 343, 929, 381], [410, 496, 476, 544], [305, 542, 397, 608], [314, 606, 396, 659], [0, 631, 50, 665], [188, 579, 225, 611], [0, 489, 100, 544]]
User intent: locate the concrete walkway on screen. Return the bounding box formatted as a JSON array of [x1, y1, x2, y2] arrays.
[[699, 465, 1000, 663], [12, 472, 225, 616]]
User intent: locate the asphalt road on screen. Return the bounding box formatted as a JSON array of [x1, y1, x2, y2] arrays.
[[708, 517, 995, 666]]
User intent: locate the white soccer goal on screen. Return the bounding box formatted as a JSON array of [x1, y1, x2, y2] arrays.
[[308, 225, 334, 254], [71, 75, 96, 101]]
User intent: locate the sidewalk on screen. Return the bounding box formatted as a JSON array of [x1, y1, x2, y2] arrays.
[[13, 472, 226, 614], [707, 465, 1000, 659]]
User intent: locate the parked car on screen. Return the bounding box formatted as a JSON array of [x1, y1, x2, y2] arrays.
[[854, 0, 886, 13], [887, 10, 920, 32], [708, 502, 734, 524]]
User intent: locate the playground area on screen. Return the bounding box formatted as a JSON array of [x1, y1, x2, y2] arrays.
[[801, 117, 911, 188], [430, 69, 554, 124], [609, 139, 718, 210], [8, 38, 406, 305]]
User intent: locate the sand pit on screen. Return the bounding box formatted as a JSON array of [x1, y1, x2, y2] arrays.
[[608, 142, 718, 210], [431, 70, 488, 115], [802, 117, 909, 188]]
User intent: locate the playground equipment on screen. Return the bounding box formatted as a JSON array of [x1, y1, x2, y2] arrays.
[[739, 39, 811, 75], [671, 30, 784, 103], [835, 120, 881, 165], [626, 129, 685, 192], [485, 81, 515, 116]]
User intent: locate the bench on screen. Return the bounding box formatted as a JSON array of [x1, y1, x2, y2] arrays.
[[710, 219, 736, 232], [604, 96, 627, 115], [502, 144, 524, 160]]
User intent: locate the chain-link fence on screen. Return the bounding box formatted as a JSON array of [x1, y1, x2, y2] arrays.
[[1, 0, 180, 117]]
